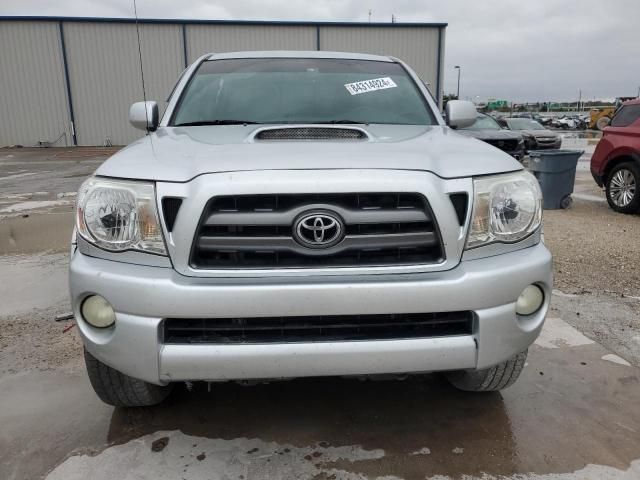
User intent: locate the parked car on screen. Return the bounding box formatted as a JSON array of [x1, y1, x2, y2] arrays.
[[457, 113, 526, 160], [549, 115, 588, 130], [511, 112, 546, 124], [591, 98, 640, 213], [70, 51, 551, 407], [500, 118, 561, 151]]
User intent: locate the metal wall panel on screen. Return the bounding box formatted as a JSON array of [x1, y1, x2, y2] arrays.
[[319, 26, 442, 103], [0, 19, 444, 146], [63, 22, 184, 145], [0, 21, 71, 147], [186, 25, 316, 63]]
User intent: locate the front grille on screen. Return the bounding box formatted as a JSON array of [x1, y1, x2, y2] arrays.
[[255, 127, 367, 141], [162, 312, 474, 344], [190, 193, 444, 269], [486, 139, 518, 152]]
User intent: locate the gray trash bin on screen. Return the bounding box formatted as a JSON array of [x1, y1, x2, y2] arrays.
[[528, 149, 584, 209]]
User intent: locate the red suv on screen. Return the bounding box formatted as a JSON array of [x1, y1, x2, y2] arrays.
[[591, 99, 640, 213]]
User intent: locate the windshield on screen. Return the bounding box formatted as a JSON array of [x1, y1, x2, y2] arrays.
[[506, 118, 545, 130], [171, 58, 436, 126], [465, 115, 502, 130]]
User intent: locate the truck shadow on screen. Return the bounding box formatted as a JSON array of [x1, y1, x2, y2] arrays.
[[106, 374, 520, 478], [102, 346, 640, 478]]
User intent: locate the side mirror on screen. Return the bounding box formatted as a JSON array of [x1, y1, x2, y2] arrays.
[[445, 100, 477, 129], [129, 101, 159, 131]]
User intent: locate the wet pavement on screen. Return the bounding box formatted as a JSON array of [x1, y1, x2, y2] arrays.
[[2, 321, 639, 480], [1, 141, 640, 480]]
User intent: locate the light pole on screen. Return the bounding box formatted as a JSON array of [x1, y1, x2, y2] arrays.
[[454, 65, 461, 99]]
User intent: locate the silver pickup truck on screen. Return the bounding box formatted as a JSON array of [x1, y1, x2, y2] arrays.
[[70, 51, 552, 407]]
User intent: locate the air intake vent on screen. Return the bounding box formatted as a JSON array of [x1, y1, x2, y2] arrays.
[[163, 311, 474, 344], [255, 127, 367, 141], [449, 193, 469, 226], [162, 197, 183, 232]]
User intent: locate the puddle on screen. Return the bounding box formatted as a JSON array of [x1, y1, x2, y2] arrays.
[[0, 370, 113, 480], [1, 341, 639, 480]]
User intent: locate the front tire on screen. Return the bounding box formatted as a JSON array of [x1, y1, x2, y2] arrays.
[[84, 349, 173, 407], [445, 350, 527, 392], [606, 162, 640, 214]]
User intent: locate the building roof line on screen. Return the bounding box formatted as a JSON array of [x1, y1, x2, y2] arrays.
[[0, 15, 447, 28]]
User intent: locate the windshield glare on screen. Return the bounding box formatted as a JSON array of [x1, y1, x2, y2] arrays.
[[171, 58, 436, 126], [507, 118, 545, 130], [466, 115, 502, 130]]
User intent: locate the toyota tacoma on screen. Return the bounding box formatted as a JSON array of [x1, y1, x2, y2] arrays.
[[70, 51, 552, 406]]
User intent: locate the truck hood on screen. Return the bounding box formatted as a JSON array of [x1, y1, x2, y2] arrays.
[[96, 124, 523, 182]]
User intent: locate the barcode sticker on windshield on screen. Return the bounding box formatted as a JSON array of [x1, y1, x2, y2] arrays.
[[344, 77, 397, 95]]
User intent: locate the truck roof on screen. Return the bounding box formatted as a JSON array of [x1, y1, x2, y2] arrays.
[[206, 51, 395, 62]]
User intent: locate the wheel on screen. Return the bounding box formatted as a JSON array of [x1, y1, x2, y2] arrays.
[[445, 350, 527, 392], [560, 195, 573, 209], [596, 116, 610, 131], [605, 162, 640, 214], [84, 349, 173, 407]]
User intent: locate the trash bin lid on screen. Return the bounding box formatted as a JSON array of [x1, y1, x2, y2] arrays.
[[529, 149, 584, 157], [528, 149, 583, 173]]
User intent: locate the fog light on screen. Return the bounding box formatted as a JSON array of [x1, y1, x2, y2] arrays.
[[81, 295, 116, 328], [516, 285, 544, 316]]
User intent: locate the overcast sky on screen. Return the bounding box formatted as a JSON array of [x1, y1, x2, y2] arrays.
[[2, 0, 639, 102]]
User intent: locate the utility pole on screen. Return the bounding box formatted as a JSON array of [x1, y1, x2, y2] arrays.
[[368, 9, 372, 23], [391, 14, 396, 23], [578, 89, 582, 112], [454, 65, 461, 99]]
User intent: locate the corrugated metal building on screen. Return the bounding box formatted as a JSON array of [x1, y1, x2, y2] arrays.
[[0, 17, 446, 147]]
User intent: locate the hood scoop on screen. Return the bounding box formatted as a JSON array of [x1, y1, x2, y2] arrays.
[[254, 126, 368, 141]]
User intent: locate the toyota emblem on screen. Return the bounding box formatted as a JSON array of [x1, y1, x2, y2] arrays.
[[293, 211, 344, 248]]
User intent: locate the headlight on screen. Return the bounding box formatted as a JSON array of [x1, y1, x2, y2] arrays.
[[76, 177, 166, 255], [466, 171, 542, 249]]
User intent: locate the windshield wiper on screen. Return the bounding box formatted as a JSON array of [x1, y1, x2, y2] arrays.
[[174, 120, 261, 126]]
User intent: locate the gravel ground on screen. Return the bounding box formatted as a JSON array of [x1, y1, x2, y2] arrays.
[[542, 175, 640, 366], [544, 199, 640, 297], [0, 306, 82, 376]]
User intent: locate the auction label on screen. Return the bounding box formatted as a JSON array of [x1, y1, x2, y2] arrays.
[[344, 77, 397, 95]]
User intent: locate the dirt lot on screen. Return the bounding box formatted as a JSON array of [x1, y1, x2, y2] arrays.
[[1, 142, 640, 480], [545, 188, 640, 297]]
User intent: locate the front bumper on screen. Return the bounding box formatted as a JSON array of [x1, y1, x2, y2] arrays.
[[591, 167, 604, 187], [70, 242, 553, 385]]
